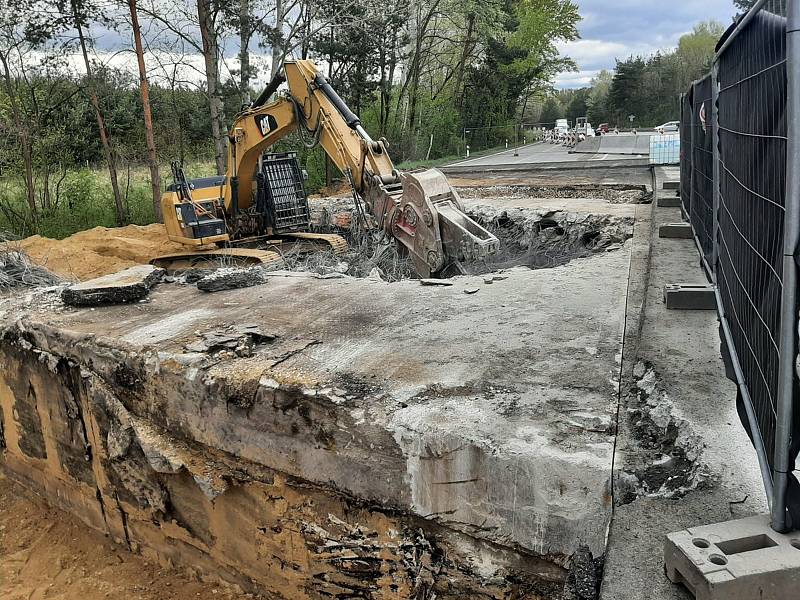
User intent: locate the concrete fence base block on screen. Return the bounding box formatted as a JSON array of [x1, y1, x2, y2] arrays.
[[664, 514, 800, 600], [663, 283, 717, 310], [657, 194, 682, 208], [659, 222, 694, 238], [663, 180, 680, 190]]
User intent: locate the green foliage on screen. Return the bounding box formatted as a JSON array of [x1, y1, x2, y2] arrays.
[[539, 97, 564, 124], [602, 20, 724, 127], [565, 88, 589, 124], [506, 0, 579, 77], [586, 69, 613, 125], [1, 0, 584, 239], [733, 0, 757, 12], [0, 166, 162, 239]]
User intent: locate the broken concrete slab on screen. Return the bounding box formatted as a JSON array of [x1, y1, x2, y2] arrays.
[[1, 189, 644, 598], [196, 266, 269, 292], [61, 264, 164, 306], [0, 230, 631, 596], [419, 278, 453, 286], [664, 514, 800, 600], [183, 323, 278, 356]]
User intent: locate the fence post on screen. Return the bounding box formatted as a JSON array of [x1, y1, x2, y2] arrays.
[[689, 81, 697, 218], [710, 64, 720, 284], [773, 0, 800, 533]]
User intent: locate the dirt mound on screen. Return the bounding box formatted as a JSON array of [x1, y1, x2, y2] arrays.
[[11, 224, 186, 281]]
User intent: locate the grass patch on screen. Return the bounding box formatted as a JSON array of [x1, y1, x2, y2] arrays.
[[0, 161, 218, 240]]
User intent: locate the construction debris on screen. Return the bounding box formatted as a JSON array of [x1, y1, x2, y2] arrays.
[[196, 267, 269, 292], [420, 278, 453, 286], [61, 264, 164, 306], [0, 248, 61, 290], [184, 324, 278, 356]]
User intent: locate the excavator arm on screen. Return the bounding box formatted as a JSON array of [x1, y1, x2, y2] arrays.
[[227, 60, 499, 277]]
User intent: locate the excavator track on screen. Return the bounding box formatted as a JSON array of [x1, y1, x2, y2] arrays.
[[151, 247, 284, 272], [277, 232, 350, 255]]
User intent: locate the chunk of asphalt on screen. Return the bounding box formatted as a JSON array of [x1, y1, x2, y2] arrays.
[[196, 267, 269, 292], [61, 265, 164, 307], [464, 288, 480, 295], [420, 278, 453, 286]]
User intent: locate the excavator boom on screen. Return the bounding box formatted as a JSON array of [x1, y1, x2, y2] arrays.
[[160, 59, 499, 277]]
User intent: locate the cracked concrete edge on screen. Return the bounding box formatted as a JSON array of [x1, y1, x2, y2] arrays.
[[608, 167, 659, 504]]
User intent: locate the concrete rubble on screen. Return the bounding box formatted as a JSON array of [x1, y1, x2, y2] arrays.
[[61, 264, 164, 306], [196, 267, 271, 292], [0, 185, 651, 599]]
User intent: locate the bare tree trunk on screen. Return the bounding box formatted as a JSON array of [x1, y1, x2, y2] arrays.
[[0, 52, 37, 221], [128, 0, 162, 222], [239, 0, 251, 104], [452, 11, 475, 113], [270, 0, 285, 79], [72, 0, 126, 226], [197, 0, 226, 175], [300, 0, 312, 59]]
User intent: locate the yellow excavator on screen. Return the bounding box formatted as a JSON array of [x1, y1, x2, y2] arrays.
[[153, 59, 498, 277]]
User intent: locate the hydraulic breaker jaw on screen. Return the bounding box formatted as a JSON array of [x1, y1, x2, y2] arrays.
[[389, 169, 499, 277]]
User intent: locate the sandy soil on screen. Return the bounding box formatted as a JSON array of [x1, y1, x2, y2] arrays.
[[6, 225, 187, 282], [0, 473, 253, 600]]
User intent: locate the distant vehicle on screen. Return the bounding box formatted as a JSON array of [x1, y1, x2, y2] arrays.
[[575, 118, 595, 138], [656, 121, 680, 134], [596, 123, 610, 134], [554, 118, 570, 136]]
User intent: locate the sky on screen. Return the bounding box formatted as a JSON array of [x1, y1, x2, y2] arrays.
[[66, 1, 743, 92], [554, 0, 741, 88]]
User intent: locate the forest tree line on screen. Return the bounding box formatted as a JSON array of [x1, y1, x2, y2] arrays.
[[1, 0, 736, 238], [0, 0, 580, 234], [537, 21, 726, 130]]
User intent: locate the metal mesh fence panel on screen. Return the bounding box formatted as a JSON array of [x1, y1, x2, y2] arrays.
[[716, 2, 788, 477], [680, 93, 693, 216], [690, 75, 715, 267]]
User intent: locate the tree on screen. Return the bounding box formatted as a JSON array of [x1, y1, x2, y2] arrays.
[[139, 0, 228, 174], [565, 88, 589, 124], [608, 56, 647, 124], [127, 0, 162, 221], [587, 69, 612, 125], [539, 97, 564, 124], [505, 0, 579, 82], [675, 20, 725, 88], [70, 0, 127, 225]]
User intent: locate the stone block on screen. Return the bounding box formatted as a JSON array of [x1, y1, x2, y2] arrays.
[[657, 193, 682, 208], [663, 284, 716, 310], [658, 223, 693, 239], [665, 515, 800, 600]]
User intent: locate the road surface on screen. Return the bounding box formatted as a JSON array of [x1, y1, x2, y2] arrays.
[[444, 139, 649, 172]]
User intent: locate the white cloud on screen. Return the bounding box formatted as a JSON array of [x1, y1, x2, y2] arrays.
[[554, 70, 600, 89], [555, 37, 679, 88]]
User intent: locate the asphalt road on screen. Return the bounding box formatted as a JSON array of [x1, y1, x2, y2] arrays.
[[447, 138, 648, 169]]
